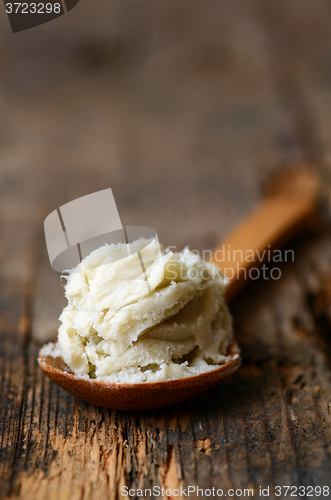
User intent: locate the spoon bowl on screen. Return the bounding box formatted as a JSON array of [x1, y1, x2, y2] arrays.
[[38, 340, 240, 411]]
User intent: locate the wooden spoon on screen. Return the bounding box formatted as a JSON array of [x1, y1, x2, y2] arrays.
[[38, 166, 320, 411]]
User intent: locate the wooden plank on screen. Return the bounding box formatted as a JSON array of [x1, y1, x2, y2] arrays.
[[1, 1, 331, 498], [0, 205, 40, 498]]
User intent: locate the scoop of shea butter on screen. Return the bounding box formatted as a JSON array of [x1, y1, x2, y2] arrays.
[[41, 238, 233, 383]]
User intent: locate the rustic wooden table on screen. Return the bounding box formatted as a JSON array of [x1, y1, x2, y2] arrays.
[[1, 1, 331, 499]]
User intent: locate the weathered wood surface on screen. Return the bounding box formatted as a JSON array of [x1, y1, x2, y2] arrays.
[[1, 1, 331, 498]]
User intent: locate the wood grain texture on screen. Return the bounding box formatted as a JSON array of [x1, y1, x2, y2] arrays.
[[1, 1, 331, 499]]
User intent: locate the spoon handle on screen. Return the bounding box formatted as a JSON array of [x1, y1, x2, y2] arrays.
[[213, 167, 320, 301]]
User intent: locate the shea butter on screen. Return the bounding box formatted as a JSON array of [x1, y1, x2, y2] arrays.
[[42, 238, 233, 383]]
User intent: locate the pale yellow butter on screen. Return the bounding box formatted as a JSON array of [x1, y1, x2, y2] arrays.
[[42, 238, 233, 383]]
